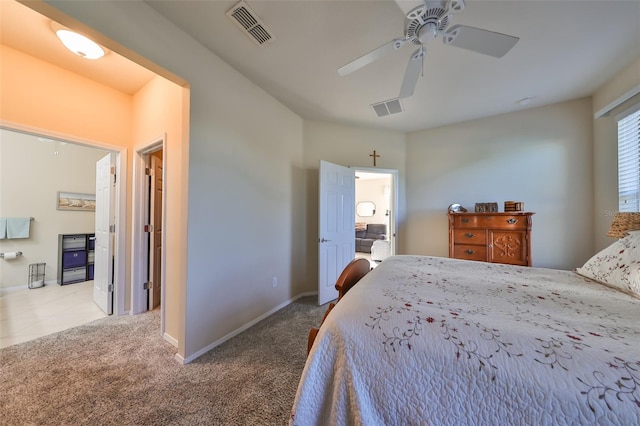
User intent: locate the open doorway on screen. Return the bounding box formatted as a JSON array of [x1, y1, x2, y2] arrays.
[[0, 127, 125, 347], [355, 169, 397, 267], [131, 138, 168, 339], [147, 149, 163, 311], [317, 162, 398, 305]]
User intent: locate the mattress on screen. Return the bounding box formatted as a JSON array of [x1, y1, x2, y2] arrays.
[[291, 256, 640, 425]]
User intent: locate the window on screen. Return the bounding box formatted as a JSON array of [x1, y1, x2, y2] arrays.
[[617, 106, 640, 212]]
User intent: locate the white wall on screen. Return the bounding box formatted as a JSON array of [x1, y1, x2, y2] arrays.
[[0, 130, 107, 288], [405, 98, 594, 270], [43, 0, 306, 361], [592, 58, 640, 251]]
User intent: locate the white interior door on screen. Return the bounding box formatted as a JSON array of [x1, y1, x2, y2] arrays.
[[148, 152, 163, 310], [318, 160, 355, 305], [94, 153, 114, 314]]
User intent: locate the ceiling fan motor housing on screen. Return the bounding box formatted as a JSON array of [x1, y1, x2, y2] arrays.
[[406, 3, 449, 45]]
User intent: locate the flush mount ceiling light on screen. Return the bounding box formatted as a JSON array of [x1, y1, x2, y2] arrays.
[[51, 22, 105, 60]]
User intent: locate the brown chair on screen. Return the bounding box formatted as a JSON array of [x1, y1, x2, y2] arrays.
[[307, 258, 371, 355]]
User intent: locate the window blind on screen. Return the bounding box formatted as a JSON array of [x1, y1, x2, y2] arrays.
[[617, 106, 640, 212]]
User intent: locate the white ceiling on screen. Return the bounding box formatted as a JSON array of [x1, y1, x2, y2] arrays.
[[2, 1, 639, 133], [146, 0, 640, 132]]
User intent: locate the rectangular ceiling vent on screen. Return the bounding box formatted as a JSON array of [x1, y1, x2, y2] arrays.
[[227, 1, 275, 47], [371, 98, 403, 118]]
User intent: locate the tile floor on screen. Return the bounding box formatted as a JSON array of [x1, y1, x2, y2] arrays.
[[0, 281, 107, 348]]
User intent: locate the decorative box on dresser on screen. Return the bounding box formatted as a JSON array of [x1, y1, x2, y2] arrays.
[[448, 212, 534, 266]]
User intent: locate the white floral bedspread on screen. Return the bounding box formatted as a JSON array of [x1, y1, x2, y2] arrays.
[[291, 256, 640, 425]]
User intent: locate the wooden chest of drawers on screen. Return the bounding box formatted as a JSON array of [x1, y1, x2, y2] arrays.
[[448, 212, 534, 266]]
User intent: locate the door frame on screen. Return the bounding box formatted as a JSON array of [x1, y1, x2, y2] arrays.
[[354, 167, 399, 256], [131, 136, 168, 337], [1, 121, 127, 315]]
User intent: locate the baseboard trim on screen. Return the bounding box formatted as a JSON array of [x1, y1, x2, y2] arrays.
[[163, 332, 178, 348], [0, 279, 57, 293], [181, 292, 318, 364], [0, 284, 28, 294]]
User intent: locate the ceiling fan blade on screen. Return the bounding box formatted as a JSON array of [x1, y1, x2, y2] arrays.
[[393, 0, 426, 17], [399, 48, 425, 99], [338, 38, 406, 77], [443, 24, 519, 58]]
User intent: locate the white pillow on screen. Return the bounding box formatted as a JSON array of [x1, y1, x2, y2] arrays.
[[575, 233, 640, 297]]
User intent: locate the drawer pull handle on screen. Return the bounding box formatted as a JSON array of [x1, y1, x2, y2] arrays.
[[506, 218, 518, 224], [465, 249, 475, 255], [464, 233, 474, 238], [461, 218, 470, 223]]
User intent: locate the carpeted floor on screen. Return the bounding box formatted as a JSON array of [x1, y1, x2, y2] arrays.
[[0, 296, 325, 425]]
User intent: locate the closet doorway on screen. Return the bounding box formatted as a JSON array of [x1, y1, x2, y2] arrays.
[[131, 139, 167, 337], [147, 149, 163, 310]]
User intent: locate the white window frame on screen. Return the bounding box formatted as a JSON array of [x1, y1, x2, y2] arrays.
[[616, 104, 640, 213]]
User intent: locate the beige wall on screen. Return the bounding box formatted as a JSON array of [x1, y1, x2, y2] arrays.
[[0, 130, 107, 287], [592, 58, 640, 251], [0, 45, 132, 145], [131, 75, 188, 345], [405, 98, 594, 270], [0, 42, 186, 330]]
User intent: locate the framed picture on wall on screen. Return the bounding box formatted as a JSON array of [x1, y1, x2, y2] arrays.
[[56, 192, 96, 212]]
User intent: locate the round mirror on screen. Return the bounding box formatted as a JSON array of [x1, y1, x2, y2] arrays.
[[356, 201, 376, 217]]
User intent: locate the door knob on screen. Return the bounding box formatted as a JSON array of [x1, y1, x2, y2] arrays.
[[319, 238, 331, 243]]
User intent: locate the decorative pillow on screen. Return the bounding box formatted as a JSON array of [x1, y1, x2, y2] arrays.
[[575, 233, 640, 297]]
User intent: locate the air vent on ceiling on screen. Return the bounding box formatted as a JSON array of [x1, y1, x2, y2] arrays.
[[227, 1, 275, 46], [371, 99, 403, 117]]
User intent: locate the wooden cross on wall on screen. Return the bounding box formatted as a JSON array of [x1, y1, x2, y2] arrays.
[[370, 150, 380, 167]]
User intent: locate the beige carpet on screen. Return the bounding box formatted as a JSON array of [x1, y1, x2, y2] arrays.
[[0, 296, 324, 425]]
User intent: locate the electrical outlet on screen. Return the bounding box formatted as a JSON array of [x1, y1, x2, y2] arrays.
[[272, 276, 278, 288]]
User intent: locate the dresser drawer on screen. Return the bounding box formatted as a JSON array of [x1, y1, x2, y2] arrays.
[[453, 229, 486, 245], [62, 267, 87, 284], [62, 250, 87, 268], [453, 244, 487, 261], [453, 214, 526, 230], [62, 235, 86, 250]]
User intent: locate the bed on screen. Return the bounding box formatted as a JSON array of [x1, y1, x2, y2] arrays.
[[291, 250, 640, 425]]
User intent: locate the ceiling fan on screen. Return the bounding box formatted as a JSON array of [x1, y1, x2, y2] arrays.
[[338, 0, 519, 100]]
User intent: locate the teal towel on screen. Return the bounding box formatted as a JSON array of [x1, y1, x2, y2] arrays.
[[0, 218, 6, 239], [6, 217, 30, 239]]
